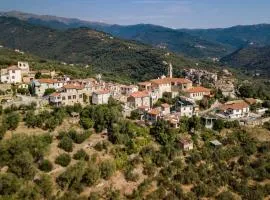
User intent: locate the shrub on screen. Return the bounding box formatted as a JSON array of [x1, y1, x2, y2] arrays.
[[73, 149, 89, 161], [82, 166, 101, 186], [0, 173, 20, 195], [9, 152, 36, 180], [74, 131, 91, 144], [0, 125, 7, 140], [80, 117, 94, 130], [124, 168, 139, 182], [39, 159, 53, 172], [58, 136, 73, 152], [55, 153, 71, 167], [4, 112, 20, 130], [100, 160, 116, 180], [143, 163, 156, 177]]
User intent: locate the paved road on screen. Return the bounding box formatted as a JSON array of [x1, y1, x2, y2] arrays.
[[199, 100, 221, 116]]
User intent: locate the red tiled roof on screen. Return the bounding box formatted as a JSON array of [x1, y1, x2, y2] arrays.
[[150, 77, 192, 85], [220, 101, 249, 111], [63, 84, 84, 90], [7, 66, 20, 70], [130, 91, 149, 98], [50, 92, 61, 97], [93, 90, 110, 95], [148, 109, 161, 116], [138, 81, 152, 86], [38, 79, 58, 84], [161, 103, 170, 108], [186, 86, 211, 93]]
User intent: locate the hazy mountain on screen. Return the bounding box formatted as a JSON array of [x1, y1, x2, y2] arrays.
[[221, 45, 270, 77], [0, 16, 201, 82], [0, 11, 229, 58], [180, 24, 270, 50]]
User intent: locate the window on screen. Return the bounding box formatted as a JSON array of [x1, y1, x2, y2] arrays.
[[12, 70, 15, 73], [73, 95, 76, 99], [62, 96, 66, 100], [68, 96, 71, 100], [79, 94, 83, 98], [12, 76, 15, 79]]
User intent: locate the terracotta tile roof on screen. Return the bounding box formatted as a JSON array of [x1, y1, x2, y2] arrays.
[[7, 66, 20, 70], [93, 90, 110, 95], [186, 86, 211, 93], [138, 81, 152, 86], [130, 91, 149, 98], [63, 84, 84, 90], [161, 103, 170, 108], [38, 79, 58, 84], [150, 77, 192, 85], [220, 101, 249, 111], [245, 98, 257, 105], [50, 92, 61, 97], [148, 109, 161, 116]]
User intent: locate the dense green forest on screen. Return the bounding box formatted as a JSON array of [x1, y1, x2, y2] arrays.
[[221, 45, 270, 78], [0, 17, 223, 82], [0, 11, 230, 58]]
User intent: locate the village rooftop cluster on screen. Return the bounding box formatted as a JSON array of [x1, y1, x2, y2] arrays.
[[0, 61, 269, 129]]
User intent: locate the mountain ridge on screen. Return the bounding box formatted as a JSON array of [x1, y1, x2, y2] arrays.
[[0, 10, 230, 58]]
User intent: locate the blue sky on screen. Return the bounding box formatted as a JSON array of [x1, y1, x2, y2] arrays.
[[1, 0, 270, 28]]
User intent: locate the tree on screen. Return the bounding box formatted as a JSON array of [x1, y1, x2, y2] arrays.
[[0, 125, 7, 140], [0, 173, 20, 195], [213, 119, 225, 131], [44, 88, 56, 96], [35, 174, 53, 199], [238, 84, 254, 98], [58, 136, 73, 152], [35, 72, 42, 79], [39, 159, 53, 172], [80, 117, 94, 129], [55, 153, 71, 167], [9, 152, 36, 180], [3, 112, 20, 130]]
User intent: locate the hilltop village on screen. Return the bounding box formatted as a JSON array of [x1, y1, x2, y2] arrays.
[[1, 60, 270, 200], [1, 61, 269, 128]]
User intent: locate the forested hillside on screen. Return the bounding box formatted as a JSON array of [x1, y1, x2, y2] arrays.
[[221, 46, 270, 77], [0, 11, 229, 58], [180, 24, 270, 51], [0, 17, 221, 82]]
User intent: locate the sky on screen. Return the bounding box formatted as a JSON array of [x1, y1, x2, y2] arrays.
[[0, 0, 270, 29]]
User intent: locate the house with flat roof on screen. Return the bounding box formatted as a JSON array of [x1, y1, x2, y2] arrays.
[[1, 66, 22, 84]]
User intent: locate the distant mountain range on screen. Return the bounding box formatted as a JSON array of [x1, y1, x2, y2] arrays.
[[0, 16, 204, 82], [1, 10, 270, 77], [0, 11, 230, 58], [2, 11, 270, 60], [221, 45, 270, 77], [180, 24, 270, 50]]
